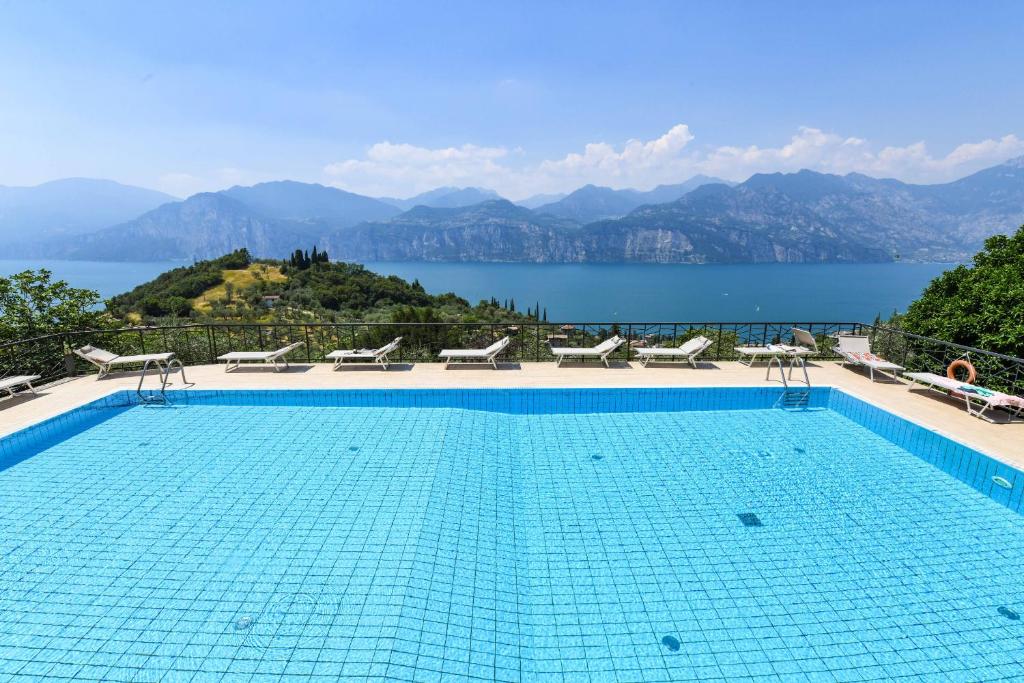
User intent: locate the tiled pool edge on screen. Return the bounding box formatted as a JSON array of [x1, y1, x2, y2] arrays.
[[0, 391, 135, 472], [2, 386, 1020, 514], [825, 388, 1024, 513]]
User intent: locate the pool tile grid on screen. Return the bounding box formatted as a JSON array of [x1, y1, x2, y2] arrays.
[[2, 389, 1024, 681]]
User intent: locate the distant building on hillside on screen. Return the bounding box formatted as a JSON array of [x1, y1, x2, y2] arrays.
[[260, 295, 281, 307]]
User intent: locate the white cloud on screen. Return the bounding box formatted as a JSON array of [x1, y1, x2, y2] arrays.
[[323, 142, 510, 197], [539, 124, 694, 176], [322, 125, 1024, 199]]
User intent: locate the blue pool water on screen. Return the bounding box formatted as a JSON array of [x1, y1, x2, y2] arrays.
[[1, 388, 1023, 681]]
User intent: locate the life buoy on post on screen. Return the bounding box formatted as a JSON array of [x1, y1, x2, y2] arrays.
[[946, 359, 977, 384]]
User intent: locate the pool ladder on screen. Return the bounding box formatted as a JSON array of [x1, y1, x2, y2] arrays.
[[136, 358, 191, 405], [768, 353, 811, 410], [775, 389, 811, 410]]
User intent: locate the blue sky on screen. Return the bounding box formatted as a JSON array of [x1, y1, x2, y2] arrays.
[[1, 1, 1022, 198]]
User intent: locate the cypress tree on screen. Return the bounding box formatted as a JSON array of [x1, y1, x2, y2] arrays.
[[509, 298, 515, 312], [542, 308, 547, 322]]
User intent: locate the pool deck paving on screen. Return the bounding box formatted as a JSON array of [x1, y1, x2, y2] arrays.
[[1, 359, 1020, 469]]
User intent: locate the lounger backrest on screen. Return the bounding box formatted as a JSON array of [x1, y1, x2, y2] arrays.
[[836, 334, 870, 354], [269, 341, 304, 358], [791, 328, 818, 352], [678, 335, 711, 354], [594, 336, 623, 353], [75, 345, 118, 363], [377, 337, 402, 355], [484, 337, 511, 354]]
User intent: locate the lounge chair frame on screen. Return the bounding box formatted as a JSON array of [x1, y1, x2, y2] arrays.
[[327, 337, 402, 370], [549, 336, 625, 368], [218, 342, 305, 372], [736, 328, 818, 367], [74, 345, 178, 380], [439, 337, 511, 369], [0, 375, 40, 399], [905, 372, 1024, 423], [833, 334, 903, 382], [635, 336, 713, 368]]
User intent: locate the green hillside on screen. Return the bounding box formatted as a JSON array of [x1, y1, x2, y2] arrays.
[[106, 248, 539, 325]]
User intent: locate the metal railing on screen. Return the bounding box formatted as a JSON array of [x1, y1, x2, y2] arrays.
[[864, 324, 1024, 396], [1, 320, 1021, 395]]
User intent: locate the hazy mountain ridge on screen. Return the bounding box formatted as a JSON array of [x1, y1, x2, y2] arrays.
[[534, 175, 730, 223], [0, 178, 176, 244], [51, 193, 318, 261], [6, 159, 1024, 263], [220, 181, 400, 226], [380, 186, 501, 210]]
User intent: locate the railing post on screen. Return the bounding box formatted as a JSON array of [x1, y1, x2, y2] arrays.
[[63, 333, 75, 377], [207, 326, 215, 364]]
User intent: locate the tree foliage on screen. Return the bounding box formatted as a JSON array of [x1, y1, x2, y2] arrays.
[[0, 270, 107, 343], [107, 249, 251, 318], [899, 226, 1024, 357]]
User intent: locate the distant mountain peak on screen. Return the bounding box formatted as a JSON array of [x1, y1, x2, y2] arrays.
[[380, 186, 502, 210], [220, 181, 399, 225], [0, 177, 177, 243]]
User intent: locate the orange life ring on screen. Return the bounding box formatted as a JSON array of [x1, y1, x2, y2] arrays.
[[946, 359, 977, 384]]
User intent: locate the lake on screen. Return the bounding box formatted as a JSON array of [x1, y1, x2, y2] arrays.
[[0, 259, 952, 323]]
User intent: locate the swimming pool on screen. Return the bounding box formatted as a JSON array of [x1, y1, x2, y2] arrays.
[[1, 388, 1022, 681]]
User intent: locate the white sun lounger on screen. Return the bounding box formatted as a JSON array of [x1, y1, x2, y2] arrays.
[[74, 345, 177, 379], [327, 337, 402, 370], [905, 372, 1024, 422], [549, 335, 625, 367], [439, 336, 511, 369], [735, 327, 818, 366], [833, 334, 904, 382], [0, 375, 40, 398], [634, 335, 713, 368], [217, 341, 304, 372]]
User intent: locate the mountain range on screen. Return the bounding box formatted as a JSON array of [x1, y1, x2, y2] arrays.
[[533, 175, 731, 223], [379, 186, 501, 211], [5, 158, 1024, 263], [0, 178, 176, 245]]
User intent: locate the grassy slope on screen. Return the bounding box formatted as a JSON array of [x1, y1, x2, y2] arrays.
[[192, 263, 287, 314]]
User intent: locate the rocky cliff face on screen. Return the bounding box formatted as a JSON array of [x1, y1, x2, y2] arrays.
[[55, 193, 318, 261], [327, 197, 892, 263]]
